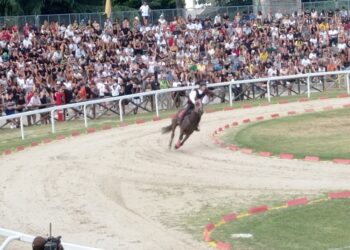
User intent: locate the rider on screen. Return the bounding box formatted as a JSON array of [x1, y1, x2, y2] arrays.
[[179, 82, 213, 131]]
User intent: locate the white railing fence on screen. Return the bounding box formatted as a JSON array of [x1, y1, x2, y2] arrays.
[[0, 227, 103, 250], [0, 70, 349, 140]]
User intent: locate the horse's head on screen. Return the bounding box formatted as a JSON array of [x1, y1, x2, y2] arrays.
[[194, 99, 203, 114]]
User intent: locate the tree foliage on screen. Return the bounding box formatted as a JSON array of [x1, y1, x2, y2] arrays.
[[0, 0, 181, 16]]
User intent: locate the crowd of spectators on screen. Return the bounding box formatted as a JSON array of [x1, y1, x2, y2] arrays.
[[1, 5, 350, 127]]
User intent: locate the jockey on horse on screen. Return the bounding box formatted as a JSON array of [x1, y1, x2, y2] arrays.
[[162, 82, 214, 149], [179, 82, 213, 131]]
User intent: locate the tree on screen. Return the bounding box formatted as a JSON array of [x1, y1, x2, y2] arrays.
[[0, 0, 184, 16], [0, 0, 23, 16]]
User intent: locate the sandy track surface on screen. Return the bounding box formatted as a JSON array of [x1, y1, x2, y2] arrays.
[[1, 98, 350, 250]]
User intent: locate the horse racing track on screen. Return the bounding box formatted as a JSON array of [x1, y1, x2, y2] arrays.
[[1, 97, 350, 250]]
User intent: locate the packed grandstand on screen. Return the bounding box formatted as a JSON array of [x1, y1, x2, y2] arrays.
[[0, 6, 349, 123]]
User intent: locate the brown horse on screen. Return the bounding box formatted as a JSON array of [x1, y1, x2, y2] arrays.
[[162, 99, 203, 149]]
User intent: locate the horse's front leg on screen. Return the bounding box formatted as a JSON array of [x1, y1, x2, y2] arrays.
[[169, 121, 177, 149], [175, 129, 184, 150], [180, 133, 191, 147]]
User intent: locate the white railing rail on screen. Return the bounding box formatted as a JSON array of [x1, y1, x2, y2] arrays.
[[1, 70, 349, 140], [0, 227, 104, 250]]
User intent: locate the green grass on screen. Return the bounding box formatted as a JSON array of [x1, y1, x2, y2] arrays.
[[226, 108, 350, 160], [178, 193, 319, 241], [211, 199, 350, 250], [0, 90, 346, 154]]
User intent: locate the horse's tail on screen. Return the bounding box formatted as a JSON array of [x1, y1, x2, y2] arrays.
[[162, 124, 173, 134]]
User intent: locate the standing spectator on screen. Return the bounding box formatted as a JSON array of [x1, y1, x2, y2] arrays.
[[27, 91, 42, 125], [329, 25, 339, 46], [4, 92, 16, 128], [39, 89, 53, 124], [139, 1, 150, 26]]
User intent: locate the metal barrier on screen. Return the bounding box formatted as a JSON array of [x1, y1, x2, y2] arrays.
[[0, 70, 349, 140], [0, 227, 103, 250]]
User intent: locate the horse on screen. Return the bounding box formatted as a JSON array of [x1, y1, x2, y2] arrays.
[[162, 99, 203, 150]]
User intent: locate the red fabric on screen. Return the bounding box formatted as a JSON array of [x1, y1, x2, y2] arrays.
[[169, 23, 176, 32], [12, 26, 18, 33], [168, 37, 174, 47], [55, 92, 65, 121], [26, 92, 34, 103], [2, 30, 11, 41]]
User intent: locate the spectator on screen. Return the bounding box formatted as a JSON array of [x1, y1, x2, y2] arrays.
[[139, 1, 150, 26], [0, 6, 349, 121]]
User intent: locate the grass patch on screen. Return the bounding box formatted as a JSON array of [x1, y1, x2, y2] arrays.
[[178, 193, 317, 241], [226, 108, 350, 160], [0, 90, 346, 154], [211, 199, 350, 250]]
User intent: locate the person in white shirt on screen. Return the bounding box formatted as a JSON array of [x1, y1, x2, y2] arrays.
[[328, 27, 339, 46], [194, 20, 202, 31], [16, 75, 26, 89], [286, 31, 294, 41], [69, 41, 78, 53], [338, 40, 347, 51], [27, 91, 42, 108], [22, 37, 32, 50], [309, 51, 317, 60], [310, 36, 318, 46], [275, 11, 283, 20], [139, 1, 150, 26], [158, 14, 167, 29], [75, 46, 86, 59], [111, 82, 121, 97], [301, 56, 311, 67], [101, 32, 111, 43], [214, 14, 221, 25], [64, 26, 74, 39], [341, 7, 348, 18], [97, 79, 107, 98], [52, 49, 62, 63], [271, 25, 279, 41], [73, 35, 81, 44], [25, 75, 34, 92]]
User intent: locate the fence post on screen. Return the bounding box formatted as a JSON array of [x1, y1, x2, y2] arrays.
[[267, 80, 271, 102], [119, 98, 124, 122], [307, 76, 311, 98], [20, 116, 24, 140], [35, 15, 39, 29], [229, 83, 233, 106], [346, 73, 350, 95], [155, 93, 159, 117], [83, 104, 88, 128], [51, 110, 55, 134]]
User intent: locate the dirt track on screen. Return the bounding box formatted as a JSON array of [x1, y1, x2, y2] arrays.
[[1, 98, 350, 250]]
